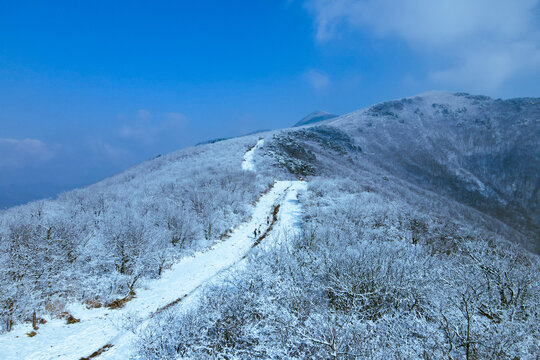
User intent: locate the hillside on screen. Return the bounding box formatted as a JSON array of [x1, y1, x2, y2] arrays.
[[0, 91, 539, 359], [270, 91, 540, 253], [294, 110, 338, 127]]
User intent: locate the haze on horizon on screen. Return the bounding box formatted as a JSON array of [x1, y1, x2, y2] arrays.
[[1, 0, 539, 208]]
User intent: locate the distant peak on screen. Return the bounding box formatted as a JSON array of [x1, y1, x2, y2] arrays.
[[294, 110, 338, 127]]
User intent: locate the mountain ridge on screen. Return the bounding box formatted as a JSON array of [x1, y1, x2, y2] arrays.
[[1, 91, 538, 359], [270, 91, 539, 252], [294, 110, 338, 127]]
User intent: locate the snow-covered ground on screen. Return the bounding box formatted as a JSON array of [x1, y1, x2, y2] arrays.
[[0, 179, 306, 360], [241, 138, 264, 171]]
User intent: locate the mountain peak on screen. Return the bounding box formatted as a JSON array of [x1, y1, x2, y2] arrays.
[[294, 110, 337, 127]]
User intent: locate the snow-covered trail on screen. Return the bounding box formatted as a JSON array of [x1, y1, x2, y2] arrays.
[[241, 138, 264, 171], [0, 180, 307, 360]]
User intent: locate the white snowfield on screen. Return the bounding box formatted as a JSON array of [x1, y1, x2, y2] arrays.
[[241, 138, 264, 171], [0, 179, 307, 360]]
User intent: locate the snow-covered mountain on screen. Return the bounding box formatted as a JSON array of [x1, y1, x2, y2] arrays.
[[294, 110, 338, 127], [0, 91, 538, 359], [275, 91, 540, 253]]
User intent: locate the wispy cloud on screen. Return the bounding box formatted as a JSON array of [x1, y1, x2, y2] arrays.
[[162, 112, 188, 126], [137, 109, 153, 121], [303, 69, 331, 91], [118, 124, 150, 143], [306, 0, 540, 91], [86, 138, 130, 162], [118, 110, 189, 145], [0, 138, 55, 168]]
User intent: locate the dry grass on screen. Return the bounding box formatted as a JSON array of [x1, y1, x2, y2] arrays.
[[219, 228, 233, 241], [83, 299, 102, 309], [260, 181, 275, 196], [253, 203, 280, 248], [153, 293, 189, 316], [79, 344, 113, 360], [45, 298, 67, 317], [56, 311, 81, 325], [105, 290, 136, 310], [26, 331, 37, 337], [66, 315, 80, 324]]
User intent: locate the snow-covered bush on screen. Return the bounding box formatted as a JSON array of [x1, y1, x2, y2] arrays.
[[0, 136, 272, 332], [135, 171, 539, 359]]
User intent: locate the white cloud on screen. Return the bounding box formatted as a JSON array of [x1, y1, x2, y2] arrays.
[[118, 111, 188, 145], [303, 69, 331, 91], [118, 124, 150, 142], [306, 0, 540, 91], [163, 112, 188, 126], [430, 40, 540, 91], [87, 139, 129, 162], [0, 138, 55, 168], [137, 109, 153, 120], [118, 109, 156, 144]]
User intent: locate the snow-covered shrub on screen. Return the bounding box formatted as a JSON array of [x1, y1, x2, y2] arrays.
[[0, 136, 270, 332], [135, 170, 539, 359]]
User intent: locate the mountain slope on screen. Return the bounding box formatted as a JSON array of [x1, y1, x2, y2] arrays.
[[294, 110, 338, 127], [340, 92, 539, 252], [0, 91, 538, 359], [267, 91, 540, 252], [135, 92, 540, 359], [0, 134, 289, 336], [0, 178, 306, 360]]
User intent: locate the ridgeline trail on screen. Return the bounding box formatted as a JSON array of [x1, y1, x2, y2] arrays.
[[0, 141, 306, 360]]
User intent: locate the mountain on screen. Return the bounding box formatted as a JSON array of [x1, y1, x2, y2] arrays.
[[294, 110, 337, 126], [1, 91, 538, 359], [279, 91, 540, 253]]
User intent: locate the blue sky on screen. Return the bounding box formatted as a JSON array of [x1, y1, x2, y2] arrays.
[[1, 0, 539, 207]]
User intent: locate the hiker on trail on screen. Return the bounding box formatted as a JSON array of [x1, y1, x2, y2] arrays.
[[299, 176, 303, 181], [254, 228, 258, 238], [266, 216, 270, 225]]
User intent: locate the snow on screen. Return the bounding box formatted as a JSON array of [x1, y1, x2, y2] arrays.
[[267, 180, 307, 245], [241, 138, 264, 171], [0, 179, 307, 360]]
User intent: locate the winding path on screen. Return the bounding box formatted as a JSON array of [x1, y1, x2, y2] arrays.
[[241, 138, 264, 171], [0, 180, 306, 360], [0, 139, 306, 359]]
